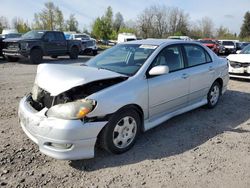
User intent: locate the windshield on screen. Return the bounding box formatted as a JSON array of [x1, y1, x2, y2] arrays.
[[240, 44, 250, 54], [222, 41, 234, 46], [86, 44, 157, 76], [22, 31, 45, 39]]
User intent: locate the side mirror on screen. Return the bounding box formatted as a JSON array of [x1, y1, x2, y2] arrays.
[[236, 50, 241, 54], [149, 65, 169, 76]]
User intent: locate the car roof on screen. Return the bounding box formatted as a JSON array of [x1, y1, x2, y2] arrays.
[[123, 39, 197, 46]]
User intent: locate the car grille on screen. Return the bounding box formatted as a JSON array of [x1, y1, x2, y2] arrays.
[[7, 42, 19, 50], [230, 61, 250, 68]]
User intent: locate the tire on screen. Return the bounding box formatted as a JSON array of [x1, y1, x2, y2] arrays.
[[99, 108, 141, 154], [30, 49, 43, 64], [206, 81, 221, 108], [51, 55, 58, 58], [5, 56, 19, 62], [92, 50, 97, 56], [69, 46, 79, 59]]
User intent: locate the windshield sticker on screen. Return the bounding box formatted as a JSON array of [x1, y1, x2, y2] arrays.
[[38, 32, 44, 34], [139, 45, 158, 49]]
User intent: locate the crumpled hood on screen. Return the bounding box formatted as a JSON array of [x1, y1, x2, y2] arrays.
[[35, 64, 126, 96], [227, 54, 250, 63]]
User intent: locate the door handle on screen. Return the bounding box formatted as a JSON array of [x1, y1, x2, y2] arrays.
[[182, 73, 189, 79]]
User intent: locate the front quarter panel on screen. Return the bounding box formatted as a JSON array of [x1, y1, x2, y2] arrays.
[[86, 76, 149, 119]]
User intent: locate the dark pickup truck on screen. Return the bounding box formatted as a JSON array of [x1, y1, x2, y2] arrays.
[[2, 30, 82, 64]]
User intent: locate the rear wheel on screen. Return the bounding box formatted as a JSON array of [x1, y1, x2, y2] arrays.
[[206, 81, 221, 108], [30, 49, 43, 64], [69, 46, 79, 59], [5, 56, 19, 62], [99, 109, 141, 154]]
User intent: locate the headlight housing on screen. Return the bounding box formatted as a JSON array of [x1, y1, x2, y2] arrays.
[[46, 99, 96, 120], [20, 42, 29, 49]]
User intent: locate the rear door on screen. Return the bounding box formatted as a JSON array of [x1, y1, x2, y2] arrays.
[[183, 44, 214, 104], [54, 32, 67, 54], [147, 45, 189, 119], [43, 32, 57, 55]]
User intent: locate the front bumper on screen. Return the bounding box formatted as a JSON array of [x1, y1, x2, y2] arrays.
[[228, 64, 250, 79], [18, 95, 107, 160], [2, 49, 29, 58]]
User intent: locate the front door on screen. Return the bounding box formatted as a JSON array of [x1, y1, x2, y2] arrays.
[[148, 45, 189, 119]]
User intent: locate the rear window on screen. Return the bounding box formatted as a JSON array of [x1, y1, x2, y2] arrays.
[[184, 44, 212, 67]]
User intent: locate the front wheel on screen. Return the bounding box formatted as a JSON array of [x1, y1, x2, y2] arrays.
[[99, 109, 141, 154], [30, 49, 43, 64], [206, 81, 221, 108]]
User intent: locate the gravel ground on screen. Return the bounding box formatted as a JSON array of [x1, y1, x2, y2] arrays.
[[0, 56, 250, 188]]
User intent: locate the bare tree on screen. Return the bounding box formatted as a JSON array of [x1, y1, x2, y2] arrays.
[[198, 16, 214, 38], [137, 5, 189, 38], [0, 16, 9, 33], [168, 7, 189, 35], [137, 7, 154, 38]]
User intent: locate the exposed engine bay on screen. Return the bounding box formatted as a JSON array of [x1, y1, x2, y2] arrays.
[[29, 77, 127, 111]]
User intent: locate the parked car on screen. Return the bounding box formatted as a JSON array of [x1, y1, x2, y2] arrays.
[[18, 39, 229, 160], [2, 30, 81, 64], [219, 40, 236, 54], [64, 32, 98, 55], [227, 44, 250, 79], [117, 33, 136, 43], [199, 38, 220, 54], [0, 33, 22, 57], [237, 42, 250, 53], [168, 36, 192, 41]]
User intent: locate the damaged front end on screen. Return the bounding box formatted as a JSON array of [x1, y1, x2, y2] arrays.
[[228, 60, 250, 79], [29, 77, 127, 119]]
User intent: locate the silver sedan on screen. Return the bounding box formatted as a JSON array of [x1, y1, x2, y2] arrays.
[[18, 39, 229, 160]]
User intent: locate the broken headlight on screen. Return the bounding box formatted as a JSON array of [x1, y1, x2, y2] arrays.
[[32, 84, 42, 101], [46, 99, 96, 120]]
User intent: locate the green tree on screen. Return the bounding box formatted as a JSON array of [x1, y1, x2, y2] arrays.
[[92, 17, 102, 39], [216, 26, 236, 39], [66, 14, 79, 32], [12, 17, 31, 33], [240, 11, 250, 38], [91, 6, 114, 40], [33, 2, 65, 30]]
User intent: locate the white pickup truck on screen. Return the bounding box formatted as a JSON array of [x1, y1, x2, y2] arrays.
[[65, 32, 98, 55]]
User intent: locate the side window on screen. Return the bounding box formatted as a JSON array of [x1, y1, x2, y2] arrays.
[[54, 32, 65, 41], [44, 32, 55, 41], [184, 45, 212, 67], [151, 45, 184, 72]]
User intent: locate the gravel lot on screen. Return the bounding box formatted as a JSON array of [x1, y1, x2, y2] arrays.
[[0, 56, 250, 188]]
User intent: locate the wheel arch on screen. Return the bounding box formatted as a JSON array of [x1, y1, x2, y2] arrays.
[[213, 77, 223, 94], [30, 46, 44, 55], [96, 103, 145, 146]]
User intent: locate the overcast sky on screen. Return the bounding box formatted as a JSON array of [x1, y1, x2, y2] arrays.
[[0, 0, 249, 34]]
